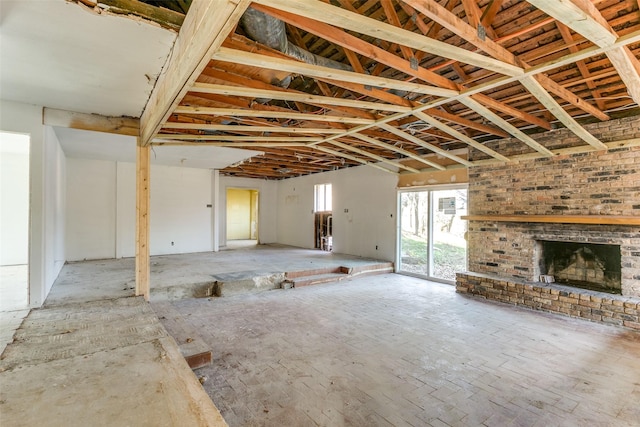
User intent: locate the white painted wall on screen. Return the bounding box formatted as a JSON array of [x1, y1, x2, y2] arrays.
[[65, 159, 213, 260], [276, 165, 397, 261], [218, 176, 278, 246], [43, 126, 66, 297], [0, 134, 29, 265], [66, 158, 116, 261], [0, 99, 66, 306], [149, 165, 212, 255]]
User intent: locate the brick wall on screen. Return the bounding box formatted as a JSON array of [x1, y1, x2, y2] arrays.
[[457, 272, 640, 330], [464, 115, 640, 298]]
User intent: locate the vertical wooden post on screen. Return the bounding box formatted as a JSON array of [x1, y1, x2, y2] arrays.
[[212, 169, 220, 252], [135, 140, 150, 301]]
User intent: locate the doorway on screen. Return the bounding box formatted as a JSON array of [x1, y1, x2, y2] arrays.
[[0, 131, 30, 310], [398, 186, 467, 283], [226, 188, 258, 243], [314, 183, 332, 251]]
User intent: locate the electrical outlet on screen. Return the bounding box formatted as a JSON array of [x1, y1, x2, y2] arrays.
[[375, 245, 378, 250], [171, 241, 174, 246]]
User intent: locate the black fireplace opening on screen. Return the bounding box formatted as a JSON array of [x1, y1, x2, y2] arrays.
[[538, 241, 622, 294]]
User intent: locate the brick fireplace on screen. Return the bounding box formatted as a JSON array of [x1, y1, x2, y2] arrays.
[[456, 116, 640, 329]]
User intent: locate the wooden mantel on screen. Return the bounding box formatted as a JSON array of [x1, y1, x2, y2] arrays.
[[462, 215, 640, 226]]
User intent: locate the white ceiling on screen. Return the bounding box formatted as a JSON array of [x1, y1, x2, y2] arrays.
[[55, 127, 263, 170], [1, 1, 261, 171], [0, 0, 176, 117]]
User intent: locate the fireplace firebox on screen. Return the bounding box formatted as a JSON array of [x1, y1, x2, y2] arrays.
[[537, 241, 621, 294]]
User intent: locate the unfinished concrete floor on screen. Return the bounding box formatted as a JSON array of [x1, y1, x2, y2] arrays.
[[160, 274, 640, 427], [45, 244, 389, 305]]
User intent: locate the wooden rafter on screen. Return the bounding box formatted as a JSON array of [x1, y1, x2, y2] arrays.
[[190, 83, 413, 113], [313, 145, 398, 174], [351, 133, 447, 170], [403, 0, 609, 149], [377, 123, 473, 166], [129, 0, 640, 180], [328, 140, 420, 173], [211, 47, 457, 97], [139, 0, 251, 145], [253, 0, 524, 76], [528, 0, 640, 104]]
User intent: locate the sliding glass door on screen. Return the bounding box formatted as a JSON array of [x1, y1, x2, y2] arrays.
[[398, 186, 468, 283]]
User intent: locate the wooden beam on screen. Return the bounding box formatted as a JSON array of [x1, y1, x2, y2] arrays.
[[519, 76, 607, 150], [154, 134, 322, 142], [378, 123, 473, 166], [173, 106, 374, 124], [462, 214, 640, 226], [82, 0, 185, 30], [459, 97, 555, 157], [211, 47, 457, 97], [313, 145, 398, 174], [605, 47, 640, 105], [135, 141, 150, 301], [406, 0, 608, 122], [556, 22, 606, 111], [352, 133, 446, 170], [189, 83, 413, 113], [480, 0, 504, 26], [139, 0, 251, 145], [253, 1, 554, 134], [411, 111, 511, 162], [473, 93, 551, 130], [528, 0, 640, 105], [328, 140, 420, 173], [43, 107, 139, 136], [152, 141, 304, 147], [254, 0, 524, 77], [161, 122, 347, 134]]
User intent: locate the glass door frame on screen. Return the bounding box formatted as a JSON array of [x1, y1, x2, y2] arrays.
[[396, 184, 468, 284]]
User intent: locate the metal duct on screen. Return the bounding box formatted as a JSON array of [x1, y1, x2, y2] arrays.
[[240, 7, 352, 72]]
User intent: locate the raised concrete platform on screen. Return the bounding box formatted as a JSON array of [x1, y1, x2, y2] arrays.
[[45, 244, 393, 304], [0, 297, 227, 427]]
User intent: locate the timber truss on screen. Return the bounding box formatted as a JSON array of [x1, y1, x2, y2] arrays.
[[132, 0, 640, 179]]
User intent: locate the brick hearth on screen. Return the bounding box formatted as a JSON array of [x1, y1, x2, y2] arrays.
[[458, 116, 640, 327], [457, 272, 640, 330]]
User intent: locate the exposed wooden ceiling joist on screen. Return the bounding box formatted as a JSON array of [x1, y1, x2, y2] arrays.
[[126, 0, 640, 179]]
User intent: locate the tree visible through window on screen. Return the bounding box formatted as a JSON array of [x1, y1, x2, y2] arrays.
[[314, 183, 332, 212]]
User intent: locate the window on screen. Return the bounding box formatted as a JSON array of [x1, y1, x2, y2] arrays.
[[314, 183, 332, 212]]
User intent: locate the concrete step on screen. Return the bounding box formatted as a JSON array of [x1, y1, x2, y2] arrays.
[[283, 262, 394, 289], [212, 271, 285, 297], [285, 272, 349, 288], [151, 302, 212, 370]]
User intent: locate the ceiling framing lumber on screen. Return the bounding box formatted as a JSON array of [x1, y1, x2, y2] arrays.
[[313, 145, 398, 175], [519, 76, 607, 150], [410, 111, 511, 162], [43, 107, 139, 136], [129, 0, 640, 180], [212, 47, 457, 98], [377, 123, 473, 167], [253, 0, 525, 77], [351, 133, 447, 171], [403, 0, 609, 125], [172, 106, 375, 125], [139, 0, 252, 145], [189, 83, 414, 113], [528, 0, 640, 104], [161, 122, 347, 134], [459, 97, 555, 157], [328, 140, 421, 173]]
